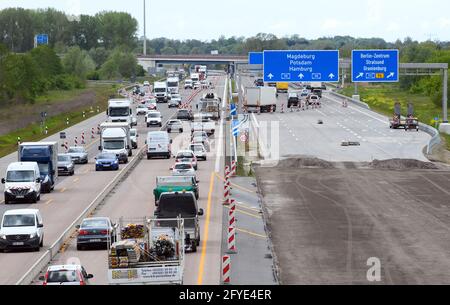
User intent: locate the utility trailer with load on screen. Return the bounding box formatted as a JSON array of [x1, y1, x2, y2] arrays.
[[198, 92, 221, 121], [244, 87, 277, 113], [404, 103, 419, 132], [389, 103, 419, 131], [107, 217, 185, 285]]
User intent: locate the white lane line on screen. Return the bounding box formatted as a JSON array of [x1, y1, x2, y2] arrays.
[[215, 77, 227, 173]]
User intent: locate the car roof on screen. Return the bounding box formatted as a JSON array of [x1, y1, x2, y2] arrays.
[[4, 209, 39, 216], [47, 265, 81, 271], [175, 162, 193, 166], [7, 162, 38, 171], [82, 217, 110, 222], [177, 150, 194, 154]]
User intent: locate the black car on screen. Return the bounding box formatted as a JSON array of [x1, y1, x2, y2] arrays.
[[254, 79, 264, 87], [177, 109, 193, 121], [76, 217, 116, 250]]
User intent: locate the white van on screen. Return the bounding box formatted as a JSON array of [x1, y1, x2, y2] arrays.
[[1, 162, 41, 204], [0, 209, 44, 252], [146, 131, 172, 159]]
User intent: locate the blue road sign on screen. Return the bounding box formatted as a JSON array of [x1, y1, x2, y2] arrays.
[[263, 50, 339, 83], [352, 50, 399, 82], [249, 52, 263, 65], [36, 34, 49, 45], [230, 103, 237, 116], [232, 120, 240, 137]]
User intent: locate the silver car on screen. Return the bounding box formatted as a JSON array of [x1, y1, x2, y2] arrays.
[[171, 162, 197, 180], [57, 154, 75, 176], [167, 120, 184, 133], [189, 143, 207, 161], [169, 94, 182, 108], [67, 147, 88, 164]]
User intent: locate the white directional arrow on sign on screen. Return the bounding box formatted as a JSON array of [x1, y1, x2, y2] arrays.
[[356, 73, 364, 79], [328, 73, 335, 79], [387, 72, 395, 79], [298, 73, 304, 79], [267, 73, 274, 80]]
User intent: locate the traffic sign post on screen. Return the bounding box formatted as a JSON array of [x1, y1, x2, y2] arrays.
[[230, 103, 237, 116], [248, 52, 263, 65], [232, 120, 240, 137], [263, 50, 339, 83], [352, 50, 399, 83], [34, 34, 49, 48]]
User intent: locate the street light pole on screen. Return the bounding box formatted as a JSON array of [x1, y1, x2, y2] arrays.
[[143, 0, 147, 56]]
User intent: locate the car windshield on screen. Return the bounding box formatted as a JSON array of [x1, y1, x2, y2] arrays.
[[167, 82, 178, 87], [103, 140, 124, 150], [130, 131, 136, 137], [148, 113, 160, 118], [47, 270, 80, 283], [98, 154, 116, 160], [2, 214, 35, 227], [58, 156, 71, 162], [138, 105, 146, 108], [191, 145, 203, 152], [154, 88, 166, 93], [68, 148, 84, 153], [38, 163, 49, 175], [109, 107, 129, 117], [193, 137, 205, 143], [169, 121, 180, 125], [178, 153, 193, 159], [6, 170, 35, 183], [81, 219, 108, 228], [175, 164, 192, 170], [171, 95, 180, 99]]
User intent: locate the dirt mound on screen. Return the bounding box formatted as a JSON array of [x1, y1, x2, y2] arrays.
[[272, 157, 335, 169], [370, 159, 439, 170]]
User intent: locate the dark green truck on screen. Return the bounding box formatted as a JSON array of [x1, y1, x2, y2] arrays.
[[153, 176, 199, 205]]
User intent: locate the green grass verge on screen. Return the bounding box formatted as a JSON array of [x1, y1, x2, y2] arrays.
[[338, 84, 446, 127], [0, 85, 116, 157]]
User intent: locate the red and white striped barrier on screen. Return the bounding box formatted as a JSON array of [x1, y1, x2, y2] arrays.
[[227, 226, 237, 253], [91, 128, 95, 139], [222, 255, 231, 284], [64, 142, 69, 153], [228, 206, 236, 228], [223, 166, 231, 205], [97, 125, 101, 135], [281, 103, 285, 113], [74, 137, 78, 146], [231, 160, 237, 177], [81, 132, 86, 145]]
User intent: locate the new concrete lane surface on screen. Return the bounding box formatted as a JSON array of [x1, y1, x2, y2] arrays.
[[255, 159, 450, 284], [32, 76, 227, 285], [0, 86, 193, 284]]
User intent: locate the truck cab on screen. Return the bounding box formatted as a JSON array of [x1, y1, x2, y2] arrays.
[[18, 142, 58, 193], [167, 77, 180, 95], [107, 99, 133, 127], [153, 82, 168, 103], [2, 162, 41, 204], [99, 123, 132, 164], [154, 191, 204, 252], [190, 73, 200, 83]]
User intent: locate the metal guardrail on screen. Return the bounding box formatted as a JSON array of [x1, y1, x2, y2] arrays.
[[326, 91, 371, 110]]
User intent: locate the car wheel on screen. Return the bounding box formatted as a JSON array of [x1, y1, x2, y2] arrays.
[[180, 129, 183, 133], [191, 241, 197, 253], [39, 237, 43, 248], [147, 124, 150, 128], [77, 244, 83, 251], [168, 129, 171, 133], [37, 193, 41, 201], [32, 194, 37, 204], [4, 198, 9, 205], [159, 123, 162, 127]]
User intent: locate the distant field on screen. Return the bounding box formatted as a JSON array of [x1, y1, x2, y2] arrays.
[[338, 84, 445, 127]]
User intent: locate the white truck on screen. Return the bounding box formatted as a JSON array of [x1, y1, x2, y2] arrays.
[[107, 217, 185, 285], [99, 122, 132, 164], [190, 73, 200, 83], [107, 99, 134, 127], [154, 82, 168, 103], [244, 87, 277, 113], [166, 77, 180, 95], [1, 162, 42, 204]]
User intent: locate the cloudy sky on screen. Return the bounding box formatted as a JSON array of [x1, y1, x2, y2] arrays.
[[1, 0, 449, 42]]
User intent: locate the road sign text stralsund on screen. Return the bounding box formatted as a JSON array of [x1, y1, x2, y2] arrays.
[[352, 50, 399, 82], [263, 50, 339, 83]]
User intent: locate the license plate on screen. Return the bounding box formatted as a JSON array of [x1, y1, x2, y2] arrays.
[[103, 164, 110, 167], [16, 196, 25, 199], [90, 239, 101, 242], [13, 242, 24, 246]]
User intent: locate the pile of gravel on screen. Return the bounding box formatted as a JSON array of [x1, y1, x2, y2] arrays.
[[271, 157, 335, 169], [369, 159, 439, 170]]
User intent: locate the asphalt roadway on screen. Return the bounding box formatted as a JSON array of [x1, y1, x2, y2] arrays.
[[256, 160, 450, 284], [0, 77, 224, 285], [31, 75, 227, 285], [240, 76, 431, 162]]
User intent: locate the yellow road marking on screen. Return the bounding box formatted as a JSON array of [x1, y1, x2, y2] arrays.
[[214, 172, 256, 194], [73, 178, 79, 183], [197, 172, 215, 285], [225, 206, 261, 219], [237, 228, 267, 239], [45, 199, 53, 205], [60, 188, 66, 193], [83, 168, 89, 174]]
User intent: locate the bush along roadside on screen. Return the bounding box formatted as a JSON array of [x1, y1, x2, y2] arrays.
[[0, 86, 116, 157]]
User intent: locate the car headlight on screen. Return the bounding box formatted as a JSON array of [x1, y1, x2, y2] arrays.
[[29, 233, 37, 239], [114, 160, 119, 164], [0, 234, 6, 240], [27, 188, 34, 194], [43, 176, 49, 183], [5, 188, 12, 194]]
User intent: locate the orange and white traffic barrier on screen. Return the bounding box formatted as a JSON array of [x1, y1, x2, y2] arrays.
[[222, 255, 231, 284], [227, 226, 237, 253]]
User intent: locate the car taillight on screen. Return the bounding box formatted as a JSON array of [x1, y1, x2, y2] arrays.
[[78, 271, 86, 285], [79, 230, 88, 236], [42, 271, 49, 285], [100, 230, 108, 235]]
